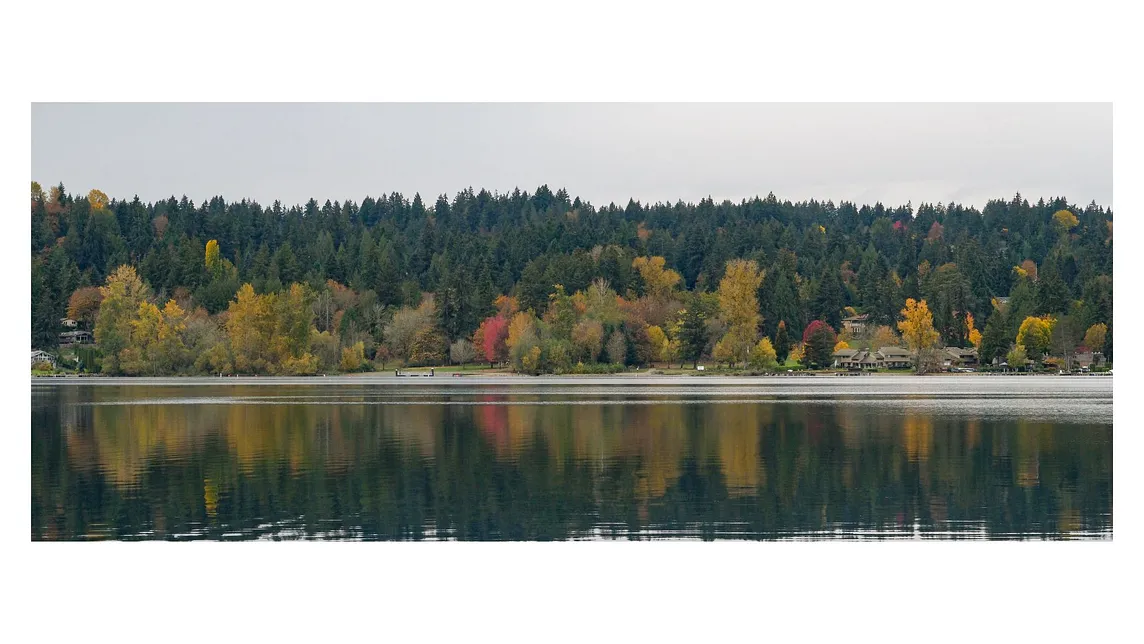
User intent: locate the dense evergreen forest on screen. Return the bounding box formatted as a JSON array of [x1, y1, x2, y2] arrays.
[[30, 181, 1113, 374]]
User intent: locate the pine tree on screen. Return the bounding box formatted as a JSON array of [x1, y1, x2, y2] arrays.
[[774, 321, 790, 364]]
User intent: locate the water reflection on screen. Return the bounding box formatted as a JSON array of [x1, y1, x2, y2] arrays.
[[31, 384, 1113, 540]]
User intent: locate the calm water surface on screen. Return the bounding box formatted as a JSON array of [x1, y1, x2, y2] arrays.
[[31, 375, 1112, 540]]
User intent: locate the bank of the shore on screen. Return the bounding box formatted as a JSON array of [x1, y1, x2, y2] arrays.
[[31, 371, 1112, 387]]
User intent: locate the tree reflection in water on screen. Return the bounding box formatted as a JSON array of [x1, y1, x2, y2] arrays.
[[32, 385, 1112, 540]]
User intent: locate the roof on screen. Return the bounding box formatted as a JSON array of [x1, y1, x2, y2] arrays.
[[833, 349, 860, 358], [878, 346, 911, 357], [841, 314, 870, 322]]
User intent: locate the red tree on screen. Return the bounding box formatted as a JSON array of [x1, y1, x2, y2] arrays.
[[802, 320, 838, 369], [473, 315, 510, 364]]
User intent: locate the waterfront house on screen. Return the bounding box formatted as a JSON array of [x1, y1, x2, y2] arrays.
[[832, 348, 860, 369], [833, 346, 915, 370], [1073, 349, 1105, 370], [878, 346, 913, 369], [31, 350, 57, 369], [943, 347, 979, 370]]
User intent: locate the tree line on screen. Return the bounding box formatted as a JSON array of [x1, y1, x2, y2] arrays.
[[31, 182, 1113, 374]]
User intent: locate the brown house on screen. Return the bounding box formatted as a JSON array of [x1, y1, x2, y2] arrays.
[[831, 346, 915, 370], [840, 313, 871, 335], [943, 347, 979, 370], [59, 330, 93, 347]]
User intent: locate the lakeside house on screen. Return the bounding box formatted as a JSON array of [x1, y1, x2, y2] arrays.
[[840, 313, 871, 335], [1074, 348, 1105, 370], [31, 350, 57, 369], [59, 330, 93, 347], [878, 346, 913, 369], [59, 317, 78, 328], [942, 347, 979, 370], [832, 346, 915, 371]]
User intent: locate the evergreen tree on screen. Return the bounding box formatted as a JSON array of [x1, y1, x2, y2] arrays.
[[810, 264, 844, 329], [774, 320, 791, 365]]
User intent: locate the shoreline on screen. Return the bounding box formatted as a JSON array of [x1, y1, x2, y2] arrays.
[[31, 371, 1113, 386]]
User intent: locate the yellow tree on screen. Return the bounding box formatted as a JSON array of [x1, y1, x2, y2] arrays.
[[632, 256, 681, 300], [340, 341, 365, 372], [644, 325, 671, 364], [788, 342, 806, 364], [1052, 209, 1079, 235], [897, 298, 940, 372], [966, 312, 982, 349], [715, 259, 765, 367], [205, 239, 221, 271], [87, 188, 110, 210], [712, 335, 736, 367], [506, 311, 540, 370], [1083, 323, 1107, 352], [271, 283, 316, 369], [226, 284, 277, 373], [834, 339, 850, 352], [156, 300, 190, 373], [120, 301, 164, 375], [506, 311, 537, 352], [94, 265, 152, 374], [1017, 316, 1055, 360], [718, 259, 765, 328], [749, 337, 778, 371]]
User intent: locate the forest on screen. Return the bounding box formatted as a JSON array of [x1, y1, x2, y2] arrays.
[[30, 182, 1113, 374]]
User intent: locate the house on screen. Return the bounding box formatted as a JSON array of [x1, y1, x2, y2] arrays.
[[31, 350, 57, 369], [878, 346, 913, 369], [840, 313, 870, 335], [832, 348, 861, 369], [832, 346, 915, 370], [943, 347, 979, 370], [59, 318, 78, 328], [858, 351, 883, 370], [59, 330, 94, 347], [1073, 349, 1105, 370]]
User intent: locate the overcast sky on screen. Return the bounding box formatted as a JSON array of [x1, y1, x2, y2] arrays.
[[31, 103, 1112, 210]]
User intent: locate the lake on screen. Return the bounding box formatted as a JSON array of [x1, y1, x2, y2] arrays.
[[31, 375, 1113, 540]]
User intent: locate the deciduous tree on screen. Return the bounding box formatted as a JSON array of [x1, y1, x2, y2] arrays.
[[67, 286, 103, 327], [94, 266, 151, 374], [450, 338, 477, 368], [897, 298, 940, 373], [1083, 323, 1107, 354], [749, 337, 778, 371], [1016, 315, 1055, 361], [802, 320, 837, 369]]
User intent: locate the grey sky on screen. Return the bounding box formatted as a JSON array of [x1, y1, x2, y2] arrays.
[[32, 103, 1112, 210]]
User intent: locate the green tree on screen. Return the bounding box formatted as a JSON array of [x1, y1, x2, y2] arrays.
[[774, 320, 791, 364]]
